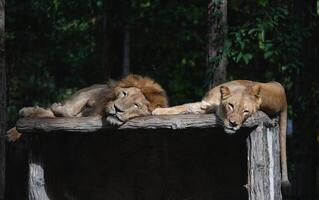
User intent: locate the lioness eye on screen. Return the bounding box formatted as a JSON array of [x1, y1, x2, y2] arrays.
[[228, 103, 234, 110], [244, 110, 250, 114], [134, 103, 140, 109]]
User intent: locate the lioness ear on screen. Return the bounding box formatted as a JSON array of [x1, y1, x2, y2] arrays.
[[252, 84, 262, 106], [220, 86, 231, 100]]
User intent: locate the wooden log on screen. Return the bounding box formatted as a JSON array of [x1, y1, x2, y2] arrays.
[[16, 111, 277, 133]]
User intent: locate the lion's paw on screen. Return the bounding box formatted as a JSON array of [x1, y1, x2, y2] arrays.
[[6, 127, 22, 142], [106, 116, 124, 126], [19, 106, 40, 117]]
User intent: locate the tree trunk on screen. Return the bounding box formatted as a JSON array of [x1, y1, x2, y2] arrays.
[[207, 0, 228, 88], [101, 12, 111, 79], [291, 1, 318, 199], [121, 0, 130, 77], [0, 0, 6, 199], [122, 24, 130, 76]]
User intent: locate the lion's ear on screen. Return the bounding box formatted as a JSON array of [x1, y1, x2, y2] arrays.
[[252, 84, 262, 106], [252, 84, 261, 96], [220, 85, 231, 100]]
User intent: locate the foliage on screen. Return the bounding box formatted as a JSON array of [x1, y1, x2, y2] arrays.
[[6, 0, 319, 126], [225, 2, 318, 117]]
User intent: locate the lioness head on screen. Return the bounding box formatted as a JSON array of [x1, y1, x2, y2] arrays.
[[219, 84, 261, 134], [105, 74, 168, 125]]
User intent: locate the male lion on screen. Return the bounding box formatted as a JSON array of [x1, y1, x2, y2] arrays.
[[7, 74, 168, 141], [152, 80, 290, 187]]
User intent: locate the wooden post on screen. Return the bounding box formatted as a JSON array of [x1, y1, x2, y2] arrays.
[[0, 0, 5, 199], [246, 125, 282, 200], [15, 112, 282, 200], [29, 163, 50, 200]]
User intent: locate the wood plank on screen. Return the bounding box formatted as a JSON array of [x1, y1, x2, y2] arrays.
[[16, 111, 278, 133]]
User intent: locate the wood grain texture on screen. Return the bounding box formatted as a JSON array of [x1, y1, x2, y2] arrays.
[[29, 163, 49, 200], [246, 125, 282, 200], [16, 111, 278, 134]]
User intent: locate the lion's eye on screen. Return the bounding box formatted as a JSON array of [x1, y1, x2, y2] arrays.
[[122, 91, 128, 97], [134, 103, 140, 109], [228, 103, 234, 110], [243, 110, 250, 114]]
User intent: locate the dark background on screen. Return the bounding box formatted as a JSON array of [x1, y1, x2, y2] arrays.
[[3, 0, 319, 199]]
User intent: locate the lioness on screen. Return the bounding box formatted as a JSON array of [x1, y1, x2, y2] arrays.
[[7, 74, 168, 141], [152, 80, 290, 187]]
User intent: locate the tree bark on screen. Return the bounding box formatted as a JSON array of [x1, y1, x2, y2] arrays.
[[121, 0, 130, 77], [0, 0, 5, 199], [101, 12, 111, 79], [122, 24, 130, 76], [207, 0, 228, 88]]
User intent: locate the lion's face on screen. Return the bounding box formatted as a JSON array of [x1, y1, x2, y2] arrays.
[[105, 87, 151, 125], [219, 85, 261, 134]]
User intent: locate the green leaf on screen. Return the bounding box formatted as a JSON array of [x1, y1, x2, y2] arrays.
[[264, 51, 273, 59], [242, 53, 252, 64]]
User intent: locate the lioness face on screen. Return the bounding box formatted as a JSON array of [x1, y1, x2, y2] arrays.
[[105, 87, 151, 125], [220, 85, 261, 134]]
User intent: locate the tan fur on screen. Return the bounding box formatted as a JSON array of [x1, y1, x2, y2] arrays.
[[7, 74, 168, 141], [153, 80, 289, 186]]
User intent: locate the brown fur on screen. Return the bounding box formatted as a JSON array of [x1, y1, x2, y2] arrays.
[[7, 74, 168, 141], [153, 80, 290, 187]]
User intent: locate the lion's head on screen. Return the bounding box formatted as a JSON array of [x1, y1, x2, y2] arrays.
[[105, 74, 168, 125], [219, 84, 261, 134]]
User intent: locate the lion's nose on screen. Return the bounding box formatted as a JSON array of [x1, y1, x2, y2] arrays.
[[114, 104, 123, 113], [229, 120, 238, 127]]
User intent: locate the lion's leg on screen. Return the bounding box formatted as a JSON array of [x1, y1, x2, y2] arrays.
[[51, 97, 90, 117], [152, 101, 210, 115], [51, 85, 105, 117]]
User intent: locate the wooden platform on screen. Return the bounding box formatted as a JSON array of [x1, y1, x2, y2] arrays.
[[13, 112, 282, 200]]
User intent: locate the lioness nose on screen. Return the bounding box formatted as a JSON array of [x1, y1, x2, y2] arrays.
[[229, 120, 238, 127], [114, 104, 123, 113]]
